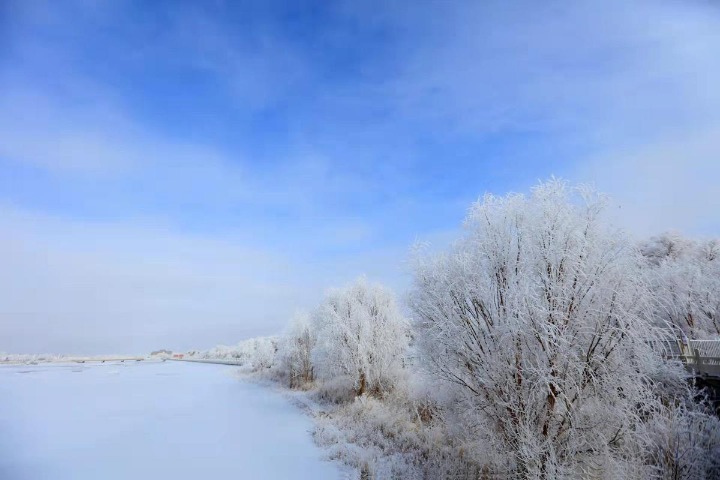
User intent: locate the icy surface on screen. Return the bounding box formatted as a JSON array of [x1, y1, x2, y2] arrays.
[[0, 361, 342, 479]]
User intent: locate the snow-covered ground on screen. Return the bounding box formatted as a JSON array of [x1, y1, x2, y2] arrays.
[[0, 361, 344, 479]]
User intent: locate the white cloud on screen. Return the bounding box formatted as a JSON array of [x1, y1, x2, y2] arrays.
[[0, 84, 381, 217], [373, 0, 720, 140]]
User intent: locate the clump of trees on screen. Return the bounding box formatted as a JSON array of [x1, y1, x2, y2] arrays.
[[189, 278, 411, 398], [186, 336, 279, 371], [202, 179, 720, 479]]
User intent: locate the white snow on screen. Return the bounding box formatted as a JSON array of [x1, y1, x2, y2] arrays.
[[0, 361, 344, 480]]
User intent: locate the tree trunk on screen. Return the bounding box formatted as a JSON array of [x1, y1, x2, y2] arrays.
[[358, 371, 366, 396]]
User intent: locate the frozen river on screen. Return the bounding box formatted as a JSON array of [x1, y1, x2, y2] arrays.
[[0, 361, 343, 479]]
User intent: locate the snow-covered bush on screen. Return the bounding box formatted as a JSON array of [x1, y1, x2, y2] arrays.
[[313, 393, 471, 480], [206, 344, 246, 360], [643, 394, 720, 480], [409, 179, 684, 477], [245, 336, 277, 370], [187, 336, 278, 371], [277, 312, 316, 388], [311, 370, 494, 480], [312, 278, 410, 400]]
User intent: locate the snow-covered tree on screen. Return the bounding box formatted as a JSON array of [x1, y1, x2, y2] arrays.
[[641, 233, 720, 339], [278, 312, 316, 388], [312, 278, 410, 399], [243, 336, 277, 370], [409, 179, 683, 478]]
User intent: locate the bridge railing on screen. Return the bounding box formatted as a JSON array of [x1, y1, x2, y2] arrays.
[[669, 339, 720, 377]]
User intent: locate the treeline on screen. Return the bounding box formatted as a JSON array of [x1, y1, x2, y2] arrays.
[[198, 180, 720, 479], [0, 353, 67, 364]]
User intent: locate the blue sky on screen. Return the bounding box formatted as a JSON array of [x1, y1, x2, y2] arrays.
[[1, 0, 719, 354]]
